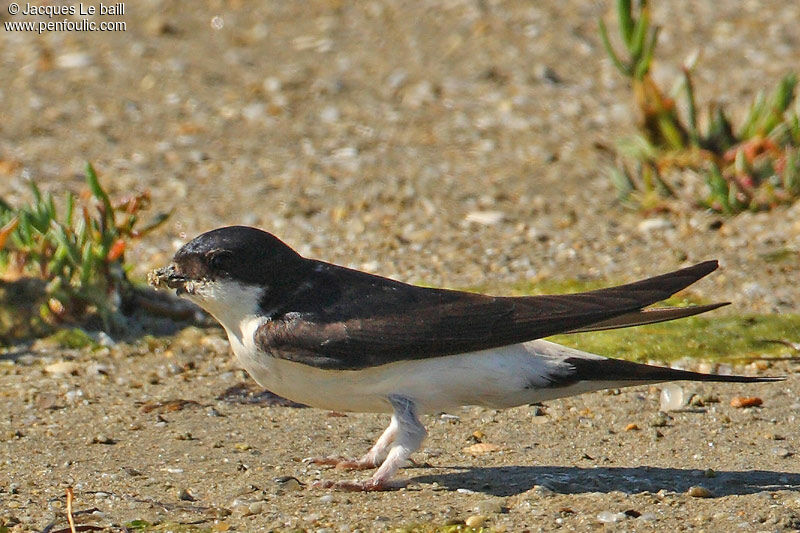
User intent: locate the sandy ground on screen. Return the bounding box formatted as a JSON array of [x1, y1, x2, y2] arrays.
[[1, 331, 798, 532], [1, 0, 800, 531]]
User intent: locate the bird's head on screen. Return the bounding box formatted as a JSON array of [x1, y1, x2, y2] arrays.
[[149, 226, 307, 327]]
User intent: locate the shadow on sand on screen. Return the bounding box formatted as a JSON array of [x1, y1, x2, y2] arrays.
[[411, 465, 800, 497]]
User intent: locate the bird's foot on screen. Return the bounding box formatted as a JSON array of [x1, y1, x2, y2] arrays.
[[310, 478, 406, 492], [303, 456, 377, 471]]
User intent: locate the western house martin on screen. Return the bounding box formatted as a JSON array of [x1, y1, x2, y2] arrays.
[[149, 225, 782, 491]]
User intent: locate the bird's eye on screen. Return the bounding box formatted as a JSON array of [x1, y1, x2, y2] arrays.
[[207, 250, 233, 271]]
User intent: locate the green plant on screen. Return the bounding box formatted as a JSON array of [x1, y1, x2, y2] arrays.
[[600, 0, 800, 213], [0, 163, 169, 332]]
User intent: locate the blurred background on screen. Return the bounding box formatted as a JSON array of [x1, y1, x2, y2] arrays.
[[1, 0, 798, 311]]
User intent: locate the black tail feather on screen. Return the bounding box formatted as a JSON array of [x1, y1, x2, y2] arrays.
[[564, 356, 784, 384]]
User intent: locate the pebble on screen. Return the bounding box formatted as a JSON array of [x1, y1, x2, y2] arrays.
[[465, 515, 487, 527], [597, 510, 626, 523], [273, 476, 303, 491], [44, 361, 79, 377], [637, 217, 674, 233], [474, 499, 503, 515], [660, 384, 687, 411], [687, 486, 712, 498], [730, 396, 762, 408], [464, 210, 505, 226], [649, 412, 670, 427], [65, 389, 84, 404], [178, 489, 195, 501], [231, 498, 265, 516], [15, 354, 37, 366], [90, 331, 116, 347], [86, 363, 111, 377], [772, 447, 793, 458], [462, 443, 503, 455], [319, 494, 334, 503], [56, 52, 92, 69], [528, 484, 554, 497]]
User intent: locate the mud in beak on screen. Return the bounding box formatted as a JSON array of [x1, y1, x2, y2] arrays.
[[148, 264, 189, 294]]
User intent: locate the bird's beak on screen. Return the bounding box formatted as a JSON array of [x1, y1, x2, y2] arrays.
[[148, 264, 188, 293]]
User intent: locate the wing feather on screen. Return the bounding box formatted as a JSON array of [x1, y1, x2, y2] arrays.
[[256, 260, 723, 370]]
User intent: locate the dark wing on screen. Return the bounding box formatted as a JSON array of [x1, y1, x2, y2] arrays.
[[566, 302, 729, 333], [256, 260, 723, 370]]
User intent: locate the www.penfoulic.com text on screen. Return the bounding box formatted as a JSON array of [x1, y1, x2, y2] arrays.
[[4, 3, 127, 34]]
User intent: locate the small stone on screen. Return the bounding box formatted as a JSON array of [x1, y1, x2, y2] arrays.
[[273, 476, 303, 491], [637, 217, 674, 233], [465, 515, 487, 528], [319, 494, 334, 503], [91, 435, 116, 445], [44, 361, 79, 377], [528, 484, 554, 497], [730, 396, 762, 408], [687, 486, 712, 498], [231, 498, 263, 517], [86, 363, 110, 377], [242, 103, 266, 121], [462, 443, 503, 455], [649, 412, 670, 427], [474, 499, 503, 515], [624, 423, 639, 431], [319, 106, 340, 124], [93, 331, 115, 346], [597, 511, 626, 523], [772, 447, 793, 458], [464, 210, 505, 226], [703, 469, 717, 478], [56, 52, 92, 69], [178, 489, 195, 501], [660, 384, 687, 411]]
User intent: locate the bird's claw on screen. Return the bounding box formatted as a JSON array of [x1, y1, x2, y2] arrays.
[[303, 456, 377, 471], [310, 478, 403, 492]]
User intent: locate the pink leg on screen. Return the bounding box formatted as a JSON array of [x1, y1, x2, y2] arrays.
[[305, 415, 399, 470], [313, 395, 427, 491]]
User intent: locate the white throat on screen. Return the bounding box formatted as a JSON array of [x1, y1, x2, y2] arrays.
[[182, 278, 266, 348]]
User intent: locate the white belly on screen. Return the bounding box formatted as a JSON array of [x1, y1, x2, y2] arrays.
[[226, 318, 621, 413]]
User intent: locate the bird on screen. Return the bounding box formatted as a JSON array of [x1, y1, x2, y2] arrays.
[[149, 225, 782, 491]]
